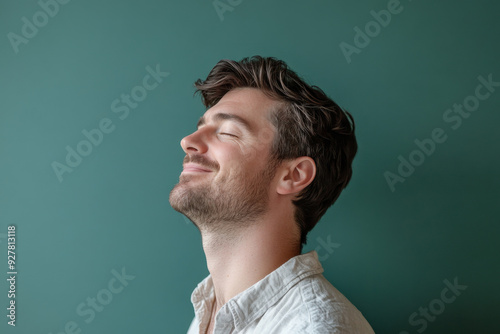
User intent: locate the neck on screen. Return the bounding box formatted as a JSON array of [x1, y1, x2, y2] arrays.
[[200, 209, 300, 312]]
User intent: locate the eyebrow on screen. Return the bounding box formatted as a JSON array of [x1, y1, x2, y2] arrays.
[[197, 112, 253, 133]]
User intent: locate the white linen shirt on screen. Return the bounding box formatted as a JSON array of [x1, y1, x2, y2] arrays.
[[186, 250, 375, 333]]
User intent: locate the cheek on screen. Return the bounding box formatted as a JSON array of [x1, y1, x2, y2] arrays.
[[214, 140, 272, 176], [236, 137, 268, 162], [245, 145, 272, 169], [212, 150, 241, 180]]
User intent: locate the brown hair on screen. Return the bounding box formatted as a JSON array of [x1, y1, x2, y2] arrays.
[[194, 56, 357, 250]]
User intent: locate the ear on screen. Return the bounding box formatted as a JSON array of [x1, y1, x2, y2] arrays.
[[276, 157, 316, 196]]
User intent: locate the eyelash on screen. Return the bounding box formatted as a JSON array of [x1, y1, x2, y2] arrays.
[[219, 132, 237, 138]]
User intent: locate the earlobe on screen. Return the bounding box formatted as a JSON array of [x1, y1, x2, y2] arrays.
[[276, 157, 316, 195]]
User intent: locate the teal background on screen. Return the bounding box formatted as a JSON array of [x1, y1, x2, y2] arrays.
[[1, 0, 499, 333]]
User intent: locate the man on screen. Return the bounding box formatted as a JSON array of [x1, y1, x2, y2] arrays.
[[169, 56, 374, 333]]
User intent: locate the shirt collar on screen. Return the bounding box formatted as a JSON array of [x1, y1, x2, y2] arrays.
[[190, 250, 324, 332]]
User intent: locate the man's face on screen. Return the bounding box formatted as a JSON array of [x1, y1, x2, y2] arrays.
[[169, 88, 280, 232]]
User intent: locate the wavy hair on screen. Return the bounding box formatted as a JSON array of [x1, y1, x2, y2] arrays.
[[194, 56, 357, 250]]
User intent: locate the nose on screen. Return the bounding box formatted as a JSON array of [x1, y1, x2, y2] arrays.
[[180, 129, 208, 154]]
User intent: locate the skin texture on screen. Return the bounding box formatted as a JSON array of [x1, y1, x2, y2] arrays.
[[169, 87, 316, 334]]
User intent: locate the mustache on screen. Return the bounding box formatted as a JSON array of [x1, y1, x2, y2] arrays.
[[183, 154, 220, 171]]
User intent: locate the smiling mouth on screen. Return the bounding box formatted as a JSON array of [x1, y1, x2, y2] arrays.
[[182, 163, 213, 173]]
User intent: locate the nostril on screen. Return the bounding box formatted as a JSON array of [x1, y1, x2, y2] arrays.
[[181, 131, 208, 154], [180, 136, 195, 152]]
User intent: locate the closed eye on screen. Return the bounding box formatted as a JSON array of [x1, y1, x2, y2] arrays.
[[219, 133, 238, 138]]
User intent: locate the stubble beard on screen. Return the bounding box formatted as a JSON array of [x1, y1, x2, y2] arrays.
[[169, 164, 277, 235]]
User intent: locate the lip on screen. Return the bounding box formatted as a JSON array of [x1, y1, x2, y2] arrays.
[[182, 163, 213, 173]]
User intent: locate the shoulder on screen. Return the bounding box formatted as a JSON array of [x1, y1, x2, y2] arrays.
[[259, 274, 374, 334]]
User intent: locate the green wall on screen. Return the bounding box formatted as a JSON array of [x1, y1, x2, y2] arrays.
[[1, 0, 498, 333]]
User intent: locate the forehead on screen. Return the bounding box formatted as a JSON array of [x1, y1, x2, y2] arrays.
[[199, 88, 279, 131]]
